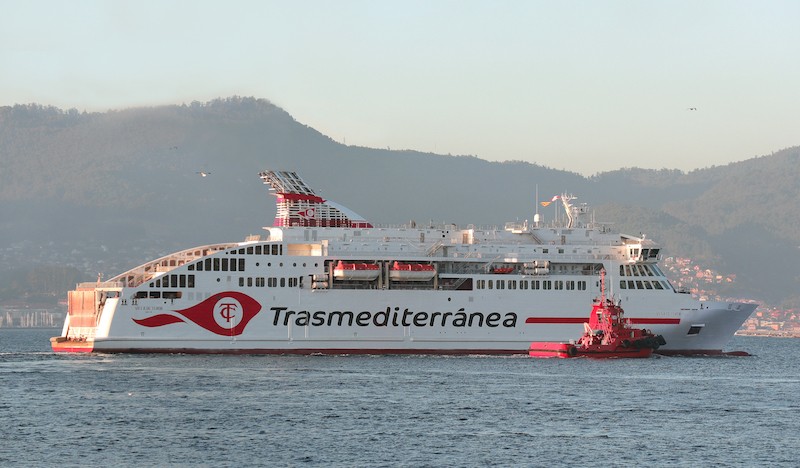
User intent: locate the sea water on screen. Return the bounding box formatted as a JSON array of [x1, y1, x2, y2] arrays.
[[1, 329, 798, 467]]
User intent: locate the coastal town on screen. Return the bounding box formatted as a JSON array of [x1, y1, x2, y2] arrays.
[[660, 257, 799, 338]]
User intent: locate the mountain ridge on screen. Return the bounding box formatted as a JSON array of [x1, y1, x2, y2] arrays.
[[1, 97, 798, 306]]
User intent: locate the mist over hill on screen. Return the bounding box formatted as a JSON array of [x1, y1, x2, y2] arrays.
[[1, 97, 798, 306]]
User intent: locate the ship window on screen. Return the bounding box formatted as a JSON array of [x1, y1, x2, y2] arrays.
[[635, 281, 644, 289], [255, 245, 262, 254], [272, 245, 279, 255], [488, 280, 493, 290], [155, 278, 162, 288], [149, 291, 160, 299], [644, 281, 653, 290], [497, 281, 504, 290], [170, 274, 177, 287], [642, 265, 653, 276], [566, 281, 575, 290], [543, 280, 552, 290], [687, 325, 704, 335], [238, 259, 245, 271], [195, 262, 203, 271], [256, 277, 265, 287], [631, 266, 640, 277], [222, 258, 229, 271], [619, 265, 625, 276], [179, 275, 186, 288], [188, 264, 195, 271], [620, 281, 627, 290], [213, 258, 220, 271], [205, 258, 212, 271], [638, 265, 648, 276], [247, 277, 253, 287], [542, 249, 549, 254], [520, 281, 528, 290], [554, 281, 563, 290], [135, 291, 148, 298], [268, 277, 277, 287], [247, 246, 254, 255], [653, 281, 663, 290], [578, 281, 586, 290], [163, 291, 182, 299], [532, 280, 540, 290], [628, 280, 635, 289], [280, 278, 286, 287]]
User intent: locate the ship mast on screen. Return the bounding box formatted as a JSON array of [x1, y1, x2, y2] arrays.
[[560, 194, 577, 228]]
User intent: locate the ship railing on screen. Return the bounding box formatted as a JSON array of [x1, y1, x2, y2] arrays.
[[76, 281, 125, 290], [372, 223, 501, 231]]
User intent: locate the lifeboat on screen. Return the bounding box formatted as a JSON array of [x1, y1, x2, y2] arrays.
[[529, 270, 666, 358], [389, 261, 436, 282], [490, 267, 515, 274], [332, 261, 380, 281]]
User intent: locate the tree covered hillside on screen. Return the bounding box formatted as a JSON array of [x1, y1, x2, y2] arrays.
[[1, 97, 797, 306]]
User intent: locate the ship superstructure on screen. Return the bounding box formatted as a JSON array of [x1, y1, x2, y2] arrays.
[[51, 171, 755, 354]]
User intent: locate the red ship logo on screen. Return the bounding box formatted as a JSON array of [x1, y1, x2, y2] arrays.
[[133, 292, 262, 336]]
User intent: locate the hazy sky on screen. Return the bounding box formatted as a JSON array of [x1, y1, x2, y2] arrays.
[[3, 0, 799, 175]]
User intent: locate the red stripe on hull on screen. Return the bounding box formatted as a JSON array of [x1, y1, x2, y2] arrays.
[[629, 318, 681, 325], [525, 317, 680, 325], [56, 347, 527, 355], [525, 317, 587, 324], [50, 345, 736, 356]]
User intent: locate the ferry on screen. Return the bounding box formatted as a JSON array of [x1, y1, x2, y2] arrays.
[[51, 170, 756, 354]]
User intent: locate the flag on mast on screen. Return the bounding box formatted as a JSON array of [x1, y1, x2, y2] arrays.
[[541, 195, 561, 207]]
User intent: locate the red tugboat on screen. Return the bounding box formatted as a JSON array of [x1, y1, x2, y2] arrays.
[[529, 270, 666, 358]]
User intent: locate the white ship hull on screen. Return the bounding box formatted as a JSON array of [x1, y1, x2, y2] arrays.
[[51, 171, 756, 355], [54, 265, 755, 355]]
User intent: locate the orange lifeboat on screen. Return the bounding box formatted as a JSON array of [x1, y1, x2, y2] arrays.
[[389, 261, 436, 282], [332, 261, 380, 281]]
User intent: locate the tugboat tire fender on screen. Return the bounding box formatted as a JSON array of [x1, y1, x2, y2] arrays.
[[567, 346, 577, 357], [621, 339, 631, 348]]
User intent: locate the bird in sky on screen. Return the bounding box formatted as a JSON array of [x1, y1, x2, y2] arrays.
[[687, 107, 697, 111], [196, 171, 211, 177]]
